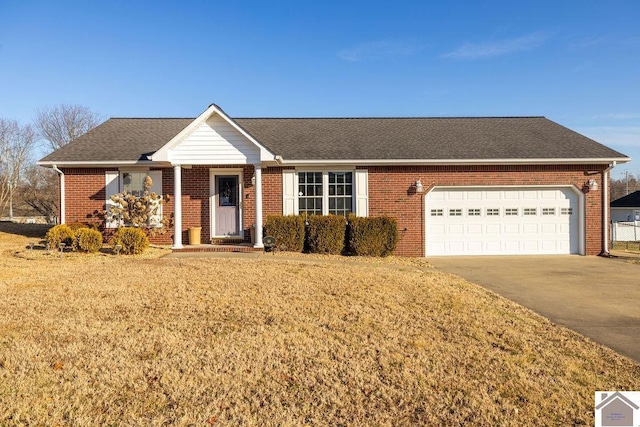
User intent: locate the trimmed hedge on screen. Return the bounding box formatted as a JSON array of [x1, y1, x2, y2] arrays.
[[264, 215, 305, 252], [45, 224, 76, 250], [75, 228, 103, 253], [67, 221, 98, 231], [111, 227, 149, 255], [347, 214, 398, 257], [306, 215, 347, 255]]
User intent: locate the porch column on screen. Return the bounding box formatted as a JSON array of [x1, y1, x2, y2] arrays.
[[253, 164, 264, 248], [173, 164, 183, 249]]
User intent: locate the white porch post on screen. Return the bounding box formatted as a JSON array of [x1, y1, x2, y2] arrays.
[[173, 164, 183, 249], [253, 164, 264, 248]]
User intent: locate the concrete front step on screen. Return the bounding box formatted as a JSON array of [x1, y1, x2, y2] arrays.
[[173, 244, 263, 253]]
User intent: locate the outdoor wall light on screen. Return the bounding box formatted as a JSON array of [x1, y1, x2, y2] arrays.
[[587, 179, 598, 191], [414, 180, 424, 193]]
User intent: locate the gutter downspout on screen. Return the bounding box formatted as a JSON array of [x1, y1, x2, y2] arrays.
[[52, 165, 65, 224], [601, 161, 616, 256]]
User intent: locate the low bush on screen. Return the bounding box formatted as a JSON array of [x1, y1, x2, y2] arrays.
[[111, 227, 149, 255], [45, 224, 76, 250], [67, 221, 98, 231], [75, 228, 103, 253], [264, 215, 305, 252], [306, 215, 346, 255], [347, 215, 398, 256]]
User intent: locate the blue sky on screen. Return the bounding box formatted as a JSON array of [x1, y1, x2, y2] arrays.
[[0, 1, 638, 177]]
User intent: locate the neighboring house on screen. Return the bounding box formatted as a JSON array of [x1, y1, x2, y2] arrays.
[[611, 191, 640, 222], [38, 103, 630, 257]]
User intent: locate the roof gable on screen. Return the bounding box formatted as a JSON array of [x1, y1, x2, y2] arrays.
[[151, 104, 274, 163]]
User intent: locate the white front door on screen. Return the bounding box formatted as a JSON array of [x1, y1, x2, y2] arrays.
[[213, 174, 240, 237], [425, 187, 581, 256]]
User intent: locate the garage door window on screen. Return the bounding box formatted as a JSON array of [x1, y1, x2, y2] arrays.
[[505, 208, 518, 216], [524, 208, 537, 216], [543, 208, 555, 216], [487, 208, 500, 216], [468, 208, 481, 216], [431, 209, 443, 216]]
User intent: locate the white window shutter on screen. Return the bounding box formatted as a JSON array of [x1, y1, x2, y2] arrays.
[[105, 171, 120, 228], [355, 169, 368, 217], [282, 169, 296, 215], [148, 170, 163, 226]]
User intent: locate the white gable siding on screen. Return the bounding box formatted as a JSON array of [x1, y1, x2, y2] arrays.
[[169, 115, 260, 165]]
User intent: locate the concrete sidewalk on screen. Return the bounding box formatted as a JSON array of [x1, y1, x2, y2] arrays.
[[428, 255, 640, 362]]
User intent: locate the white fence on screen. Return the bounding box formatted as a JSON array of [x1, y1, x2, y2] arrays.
[[611, 221, 640, 242]]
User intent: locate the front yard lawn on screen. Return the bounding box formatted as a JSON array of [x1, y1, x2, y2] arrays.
[[1, 223, 638, 425]]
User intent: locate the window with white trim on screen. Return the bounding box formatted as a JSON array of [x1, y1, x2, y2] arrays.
[[298, 171, 354, 217], [298, 172, 323, 215], [328, 172, 353, 216], [105, 170, 163, 228], [122, 172, 149, 197]]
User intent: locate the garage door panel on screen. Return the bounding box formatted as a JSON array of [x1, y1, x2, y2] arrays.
[[485, 224, 501, 234], [504, 224, 519, 234], [449, 224, 464, 234], [467, 224, 482, 234], [425, 187, 579, 256]]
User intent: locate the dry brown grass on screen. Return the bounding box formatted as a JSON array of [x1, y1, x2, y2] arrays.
[[1, 223, 639, 426]]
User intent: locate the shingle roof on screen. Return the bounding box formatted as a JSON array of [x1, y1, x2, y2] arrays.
[[611, 190, 640, 207], [40, 118, 193, 162], [40, 115, 628, 163]]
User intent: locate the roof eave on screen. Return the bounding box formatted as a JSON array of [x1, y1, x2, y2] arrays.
[[37, 160, 166, 168], [276, 157, 631, 166]]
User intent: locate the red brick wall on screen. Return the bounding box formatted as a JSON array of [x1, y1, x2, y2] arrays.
[[364, 164, 606, 256], [63, 168, 108, 224], [62, 164, 608, 256]]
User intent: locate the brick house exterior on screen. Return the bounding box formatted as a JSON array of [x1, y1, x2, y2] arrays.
[[41, 104, 628, 257]]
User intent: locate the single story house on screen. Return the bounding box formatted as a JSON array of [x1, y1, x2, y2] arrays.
[[38, 103, 630, 256], [611, 190, 640, 222]]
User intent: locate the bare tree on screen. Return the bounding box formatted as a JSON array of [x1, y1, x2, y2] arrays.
[[18, 164, 59, 223], [0, 119, 37, 218], [610, 173, 640, 202], [34, 104, 103, 152]]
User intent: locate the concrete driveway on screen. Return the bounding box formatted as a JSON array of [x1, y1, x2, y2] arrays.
[[428, 254, 640, 363]]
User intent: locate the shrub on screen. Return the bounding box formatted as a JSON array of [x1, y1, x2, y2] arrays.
[[306, 215, 347, 255], [264, 215, 305, 252], [67, 221, 98, 231], [111, 227, 149, 255], [75, 228, 103, 253], [45, 224, 76, 250], [347, 215, 398, 257]]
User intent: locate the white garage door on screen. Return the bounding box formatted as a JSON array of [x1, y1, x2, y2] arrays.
[[425, 187, 580, 256]]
